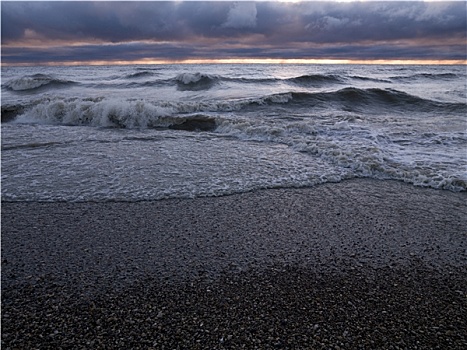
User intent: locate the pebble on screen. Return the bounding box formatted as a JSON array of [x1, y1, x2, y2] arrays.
[[2, 263, 466, 349], [2, 181, 466, 348]]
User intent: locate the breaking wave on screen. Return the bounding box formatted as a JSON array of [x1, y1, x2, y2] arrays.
[[174, 73, 221, 90], [172, 73, 343, 88], [6, 86, 465, 127], [8, 97, 223, 131], [116, 72, 346, 89], [3, 64, 466, 200], [3, 74, 76, 92]]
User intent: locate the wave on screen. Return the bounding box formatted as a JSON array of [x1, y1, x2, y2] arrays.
[[4, 97, 466, 193], [215, 119, 467, 192], [287, 74, 343, 86], [30, 71, 383, 92], [215, 74, 342, 86], [121, 72, 343, 90], [286, 88, 467, 113], [166, 114, 217, 131], [1, 141, 69, 151], [217, 115, 467, 192], [125, 71, 157, 79], [6, 87, 465, 127], [8, 97, 222, 131], [349, 75, 392, 83], [174, 72, 220, 91], [1, 104, 25, 123], [5, 94, 296, 129], [228, 87, 466, 116], [3, 74, 76, 92], [391, 72, 459, 81]]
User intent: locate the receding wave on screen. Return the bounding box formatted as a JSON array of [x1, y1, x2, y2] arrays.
[[215, 117, 467, 192], [1, 141, 69, 151], [3, 74, 76, 92]]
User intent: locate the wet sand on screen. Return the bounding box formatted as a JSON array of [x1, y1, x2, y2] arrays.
[[2, 179, 466, 348]]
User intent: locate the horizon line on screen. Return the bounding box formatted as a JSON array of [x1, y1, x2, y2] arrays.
[[2, 58, 466, 67]]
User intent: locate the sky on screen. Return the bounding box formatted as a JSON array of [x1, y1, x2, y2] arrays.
[[1, 1, 466, 66]]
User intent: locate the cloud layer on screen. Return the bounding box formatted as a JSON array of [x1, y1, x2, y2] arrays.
[[1, 1, 466, 65]]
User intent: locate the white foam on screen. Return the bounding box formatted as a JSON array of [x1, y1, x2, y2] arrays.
[[267, 93, 293, 104], [1, 125, 344, 201], [16, 98, 174, 129], [2, 64, 466, 200], [175, 72, 219, 84], [215, 116, 467, 192]]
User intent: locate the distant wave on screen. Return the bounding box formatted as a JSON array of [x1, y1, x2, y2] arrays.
[[3, 74, 76, 92], [174, 73, 221, 91], [226, 74, 343, 86], [125, 72, 344, 90], [287, 74, 343, 86], [125, 71, 158, 79], [70, 72, 393, 91], [391, 72, 459, 81], [118, 72, 276, 88], [349, 75, 392, 83], [135, 67, 162, 71]]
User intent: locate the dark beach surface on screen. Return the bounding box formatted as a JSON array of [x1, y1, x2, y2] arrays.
[[2, 179, 466, 349]]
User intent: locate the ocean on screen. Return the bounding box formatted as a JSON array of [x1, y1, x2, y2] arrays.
[[1, 64, 466, 201]]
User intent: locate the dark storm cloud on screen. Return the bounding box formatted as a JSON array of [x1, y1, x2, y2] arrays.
[[1, 1, 466, 64], [1, 42, 199, 64]]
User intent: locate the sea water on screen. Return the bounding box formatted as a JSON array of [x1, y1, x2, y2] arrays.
[[1, 64, 466, 201]]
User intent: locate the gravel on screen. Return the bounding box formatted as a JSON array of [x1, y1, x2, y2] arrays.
[[2, 179, 467, 349]]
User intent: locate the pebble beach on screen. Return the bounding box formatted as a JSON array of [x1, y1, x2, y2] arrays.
[[2, 179, 466, 349]]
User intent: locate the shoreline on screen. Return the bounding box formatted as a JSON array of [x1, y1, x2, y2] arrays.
[[2, 179, 467, 348]]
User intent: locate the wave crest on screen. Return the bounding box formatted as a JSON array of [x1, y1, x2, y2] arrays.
[[126, 71, 157, 79], [4, 74, 76, 91], [12, 98, 220, 131], [392, 73, 459, 81], [288, 74, 342, 86], [284, 88, 467, 114], [175, 73, 220, 90], [8, 87, 465, 128]]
